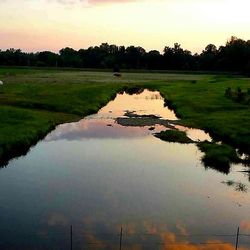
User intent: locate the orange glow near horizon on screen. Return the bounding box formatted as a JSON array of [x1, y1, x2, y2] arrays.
[[0, 0, 250, 53]]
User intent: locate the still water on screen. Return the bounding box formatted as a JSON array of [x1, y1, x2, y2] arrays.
[[0, 90, 250, 250]]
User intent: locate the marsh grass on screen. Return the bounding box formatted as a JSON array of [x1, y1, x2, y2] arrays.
[[197, 142, 240, 174], [154, 130, 194, 144], [157, 77, 250, 153]]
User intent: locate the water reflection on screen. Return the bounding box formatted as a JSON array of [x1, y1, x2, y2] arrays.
[[174, 125, 212, 142], [45, 119, 154, 141], [222, 180, 248, 193], [46, 90, 179, 142], [34, 219, 249, 250], [0, 89, 250, 249], [99, 89, 178, 120], [46, 89, 212, 144]]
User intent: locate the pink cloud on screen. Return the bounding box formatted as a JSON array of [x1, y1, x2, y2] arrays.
[[55, 0, 138, 5], [89, 0, 137, 3], [240, 220, 250, 233]]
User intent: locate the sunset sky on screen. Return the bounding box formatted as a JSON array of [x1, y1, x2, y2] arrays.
[[1, 0, 250, 53]]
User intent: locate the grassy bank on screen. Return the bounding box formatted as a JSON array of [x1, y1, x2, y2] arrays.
[[0, 68, 249, 167], [156, 76, 250, 153], [0, 69, 127, 165]]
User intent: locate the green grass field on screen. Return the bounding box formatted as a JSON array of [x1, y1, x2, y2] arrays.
[[0, 68, 249, 166]]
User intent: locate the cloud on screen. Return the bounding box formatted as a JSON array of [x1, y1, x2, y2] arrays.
[[53, 0, 138, 5], [176, 221, 189, 237], [50, 0, 87, 5], [161, 234, 248, 250], [90, 0, 137, 4], [240, 220, 250, 233]]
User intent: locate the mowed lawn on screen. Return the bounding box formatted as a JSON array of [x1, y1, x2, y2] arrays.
[[0, 68, 249, 164]]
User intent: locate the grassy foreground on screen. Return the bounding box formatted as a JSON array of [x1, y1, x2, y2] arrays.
[[0, 68, 249, 166]]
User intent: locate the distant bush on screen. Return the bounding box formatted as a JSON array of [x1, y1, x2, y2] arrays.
[[225, 87, 250, 105]]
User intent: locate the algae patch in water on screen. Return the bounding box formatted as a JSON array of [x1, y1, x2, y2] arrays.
[[116, 110, 178, 129], [116, 117, 176, 129]]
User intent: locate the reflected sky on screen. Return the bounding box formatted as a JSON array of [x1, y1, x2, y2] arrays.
[[0, 90, 249, 249], [45, 90, 210, 143], [174, 125, 212, 142], [99, 89, 178, 120], [45, 90, 177, 142], [45, 119, 153, 141]]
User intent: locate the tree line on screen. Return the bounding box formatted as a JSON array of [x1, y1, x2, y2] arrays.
[[0, 36, 250, 73]]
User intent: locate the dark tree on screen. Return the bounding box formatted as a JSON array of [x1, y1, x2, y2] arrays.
[[1, 38, 250, 74]]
